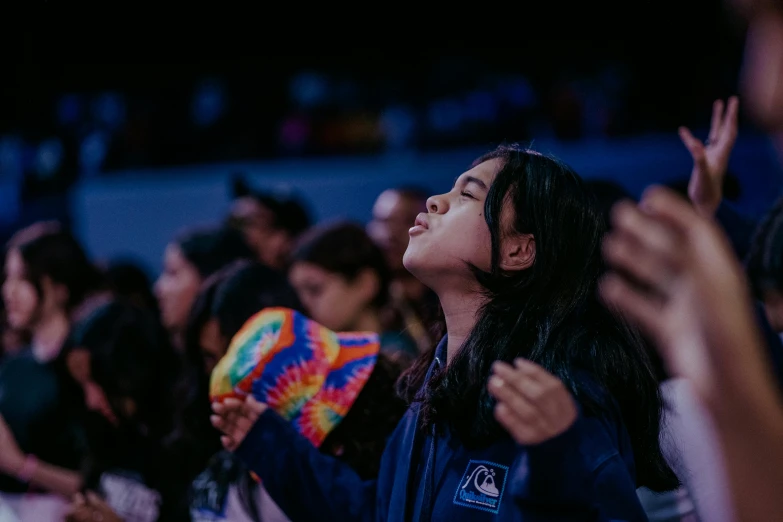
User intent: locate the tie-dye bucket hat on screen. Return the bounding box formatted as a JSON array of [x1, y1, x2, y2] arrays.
[[209, 307, 380, 448]]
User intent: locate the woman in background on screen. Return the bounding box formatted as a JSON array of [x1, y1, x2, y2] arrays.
[[154, 226, 254, 350], [289, 222, 418, 363], [0, 222, 101, 519]]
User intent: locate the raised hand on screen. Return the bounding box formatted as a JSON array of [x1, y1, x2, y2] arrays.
[[678, 97, 739, 217], [211, 396, 268, 451], [600, 186, 765, 403], [488, 358, 577, 445]]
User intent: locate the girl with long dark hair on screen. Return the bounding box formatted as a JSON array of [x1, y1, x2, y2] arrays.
[[212, 144, 677, 521], [0, 222, 102, 518]]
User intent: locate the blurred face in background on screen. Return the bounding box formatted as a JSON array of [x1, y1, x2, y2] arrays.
[[1, 248, 64, 331], [230, 197, 289, 270], [154, 244, 201, 332], [289, 261, 379, 332], [367, 190, 426, 274]]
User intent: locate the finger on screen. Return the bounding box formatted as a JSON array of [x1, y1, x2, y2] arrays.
[[72, 493, 86, 506], [718, 96, 740, 145], [611, 201, 682, 264], [494, 403, 538, 445], [512, 358, 561, 388], [602, 231, 675, 292], [488, 374, 540, 421], [85, 491, 102, 505], [221, 435, 238, 452], [210, 414, 227, 432], [708, 99, 725, 144], [246, 395, 268, 415], [639, 186, 703, 236], [492, 361, 546, 398], [600, 273, 664, 338], [678, 127, 708, 164]]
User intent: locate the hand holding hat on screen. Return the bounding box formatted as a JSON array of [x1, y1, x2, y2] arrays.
[[209, 307, 380, 450]]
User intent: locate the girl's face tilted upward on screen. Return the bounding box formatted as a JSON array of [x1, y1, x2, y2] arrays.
[[403, 159, 499, 289]]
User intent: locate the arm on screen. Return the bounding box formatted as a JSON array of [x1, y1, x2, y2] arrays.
[[0, 414, 82, 497], [508, 417, 647, 522], [234, 409, 377, 522]]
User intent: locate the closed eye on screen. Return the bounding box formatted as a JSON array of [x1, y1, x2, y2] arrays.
[[460, 191, 475, 200]]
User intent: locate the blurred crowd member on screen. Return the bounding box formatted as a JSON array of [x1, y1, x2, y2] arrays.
[[0, 223, 101, 514], [173, 260, 301, 521], [602, 185, 783, 522], [171, 260, 302, 483], [63, 300, 184, 522], [289, 222, 418, 362], [228, 176, 311, 271], [212, 144, 677, 521], [367, 187, 440, 353], [155, 226, 254, 350], [0, 299, 184, 521]]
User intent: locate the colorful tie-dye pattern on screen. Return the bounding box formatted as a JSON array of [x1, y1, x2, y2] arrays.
[[209, 307, 380, 448]]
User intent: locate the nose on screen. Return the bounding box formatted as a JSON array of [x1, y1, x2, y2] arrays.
[[426, 194, 448, 214]]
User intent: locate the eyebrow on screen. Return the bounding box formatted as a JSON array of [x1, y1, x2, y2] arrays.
[[453, 175, 489, 191]]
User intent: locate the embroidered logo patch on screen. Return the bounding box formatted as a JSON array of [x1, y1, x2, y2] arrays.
[[453, 459, 509, 514]]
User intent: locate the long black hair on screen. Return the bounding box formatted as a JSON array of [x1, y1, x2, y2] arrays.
[[398, 144, 678, 492]]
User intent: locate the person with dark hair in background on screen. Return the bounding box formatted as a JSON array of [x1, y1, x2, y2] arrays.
[[367, 186, 441, 354], [0, 222, 102, 519], [227, 176, 311, 270], [0, 299, 186, 522], [154, 226, 254, 350], [289, 222, 418, 363], [212, 144, 677, 521]]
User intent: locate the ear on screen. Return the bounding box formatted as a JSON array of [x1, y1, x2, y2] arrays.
[[353, 268, 381, 305], [499, 233, 535, 272]]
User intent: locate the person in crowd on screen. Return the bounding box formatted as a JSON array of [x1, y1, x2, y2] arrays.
[[211, 143, 678, 521], [0, 222, 101, 516], [154, 226, 254, 350], [367, 186, 440, 353], [289, 222, 418, 363], [0, 299, 185, 522], [175, 260, 406, 522], [227, 175, 311, 271], [601, 185, 783, 522]]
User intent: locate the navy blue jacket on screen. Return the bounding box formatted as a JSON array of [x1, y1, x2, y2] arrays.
[[235, 338, 648, 521]]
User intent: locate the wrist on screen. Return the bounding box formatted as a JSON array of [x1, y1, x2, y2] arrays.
[[13, 454, 38, 483]]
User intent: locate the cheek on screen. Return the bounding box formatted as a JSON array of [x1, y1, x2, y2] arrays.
[[307, 287, 352, 330]]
